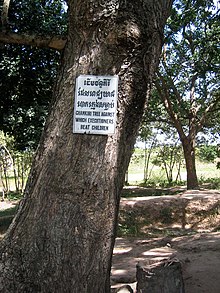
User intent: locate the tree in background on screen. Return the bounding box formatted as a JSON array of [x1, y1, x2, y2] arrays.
[[0, 131, 32, 198], [139, 122, 185, 185], [0, 0, 173, 291], [153, 139, 184, 184], [138, 123, 160, 182], [144, 0, 220, 189]]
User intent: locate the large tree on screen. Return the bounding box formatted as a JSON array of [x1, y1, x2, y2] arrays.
[[144, 0, 220, 189], [0, 0, 172, 292]]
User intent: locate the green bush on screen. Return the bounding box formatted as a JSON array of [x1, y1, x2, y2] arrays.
[[198, 145, 218, 163], [199, 177, 220, 189]]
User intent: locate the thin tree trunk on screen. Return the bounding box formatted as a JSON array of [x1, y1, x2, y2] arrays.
[[175, 160, 182, 182], [12, 155, 21, 192], [144, 138, 155, 182], [0, 170, 6, 201], [0, 1, 173, 292]]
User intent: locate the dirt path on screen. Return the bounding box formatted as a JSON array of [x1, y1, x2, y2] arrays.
[[112, 188, 220, 292], [0, 200, 18, 211], [112, 233, 220, 292], [1, 189, 220, 292]]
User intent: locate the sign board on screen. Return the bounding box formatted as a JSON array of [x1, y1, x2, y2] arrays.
[[73, 75, 118, 135]]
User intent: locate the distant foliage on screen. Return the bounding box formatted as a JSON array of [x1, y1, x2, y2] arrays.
[[0, 0, 67, 150], [198, 145, 218, 163], [152, 142, 184, 184], [0, 131, 33, 200]]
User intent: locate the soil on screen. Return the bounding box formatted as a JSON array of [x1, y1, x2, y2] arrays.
[[111, 187, 220, 292], [1, 188, 220, 292]]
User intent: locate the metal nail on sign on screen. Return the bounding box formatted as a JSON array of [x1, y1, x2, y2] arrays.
[[73, 75, 118, 135]]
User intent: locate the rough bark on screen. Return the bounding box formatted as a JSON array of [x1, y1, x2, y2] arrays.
[[0, 1, 173, 292], [182, 137, 199, 190]]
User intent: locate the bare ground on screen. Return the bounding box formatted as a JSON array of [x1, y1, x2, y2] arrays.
[[112, 188, 220, 292], [1, 189, 220, 292]]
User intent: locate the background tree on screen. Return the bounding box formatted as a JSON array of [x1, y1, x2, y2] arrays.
[[0, 131, 32, 198], [0, 0, 173, 292], [138, 123, 160, 182], [153, 138, 184, 184], [143, 0, 220, 189]]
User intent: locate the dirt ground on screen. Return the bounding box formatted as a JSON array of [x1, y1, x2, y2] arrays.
[[112, 188, 220, 292], [1, 188, 220, 292]]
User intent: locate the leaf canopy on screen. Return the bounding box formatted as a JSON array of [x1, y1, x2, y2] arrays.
[[0, 0, 67, 150]]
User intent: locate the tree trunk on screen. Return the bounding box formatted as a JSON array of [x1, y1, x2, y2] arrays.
[[0, 1, 172, 292], [182, 137, 199, 190]]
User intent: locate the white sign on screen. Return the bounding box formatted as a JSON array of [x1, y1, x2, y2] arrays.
[[73, 75, 118, 135]]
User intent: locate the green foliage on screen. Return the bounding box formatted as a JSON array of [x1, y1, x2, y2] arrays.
[[0, 45, 60, 150], [140, 0, 220, 189], [0, 131, 33, 198], [198, 145, 218, 162], [142, 178, 186, 188], [162, 0, 219, 131], [3, 0, 67, 35], [127, 147, 218, 188], [0, 1, 67, 150], [130, 148, 144, 166], [143, 0, 220, 139], [152, 142, 184, 184], [117, 210, 139, 236], [198, 177, 220, 189]]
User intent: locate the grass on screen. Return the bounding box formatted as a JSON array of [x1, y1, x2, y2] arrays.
[[199, 177, 220, 189], [127, 148, 219, 187], [119, 149, 220, 237], [121, 186, 183, 198], [0, 148, 219, 238], [0, 190, 24, 202]]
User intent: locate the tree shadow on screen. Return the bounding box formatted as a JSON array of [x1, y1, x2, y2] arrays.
[[0, 204, 18, 235]]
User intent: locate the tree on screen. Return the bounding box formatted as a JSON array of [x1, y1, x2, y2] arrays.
[[153, 139, 184, 184], [0, 0, 172, 292], [138, 123, 160, 182], [144, 0, 220, 189]]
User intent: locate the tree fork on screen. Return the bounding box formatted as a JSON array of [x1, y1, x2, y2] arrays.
[[0, 1, 173, 292]]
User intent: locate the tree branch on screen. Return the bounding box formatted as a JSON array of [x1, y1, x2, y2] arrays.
[[143, 115, 174, 126], [197, 94, 220, 132], [155, 72, 186, 141], [163, 69, 183, 104], [0, 31, 67, 51]]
